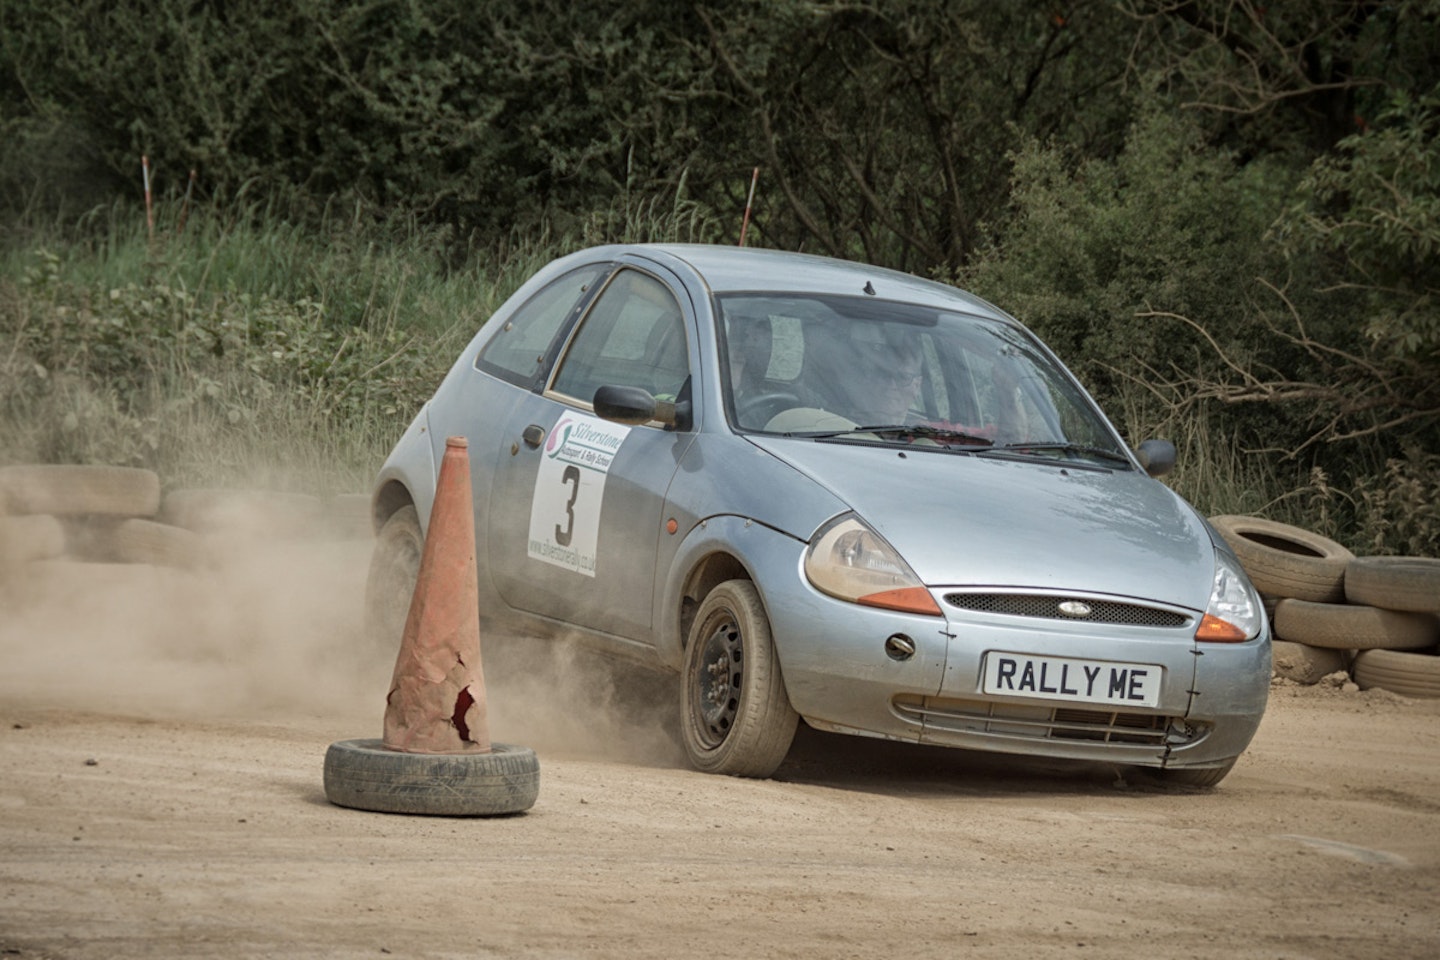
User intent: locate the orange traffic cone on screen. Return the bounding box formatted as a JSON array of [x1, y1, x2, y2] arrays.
[[382, 436, 491, 755]]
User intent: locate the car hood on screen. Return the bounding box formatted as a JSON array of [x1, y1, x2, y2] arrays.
[[748, 437, 1216, 611]]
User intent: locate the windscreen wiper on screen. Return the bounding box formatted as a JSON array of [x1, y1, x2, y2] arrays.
[[990, 441, 1131, 466], [814, 424, 995, 447]]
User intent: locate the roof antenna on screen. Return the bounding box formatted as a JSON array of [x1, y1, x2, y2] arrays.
[[863, 281, 876, 295], [738, 167, 759, 247]]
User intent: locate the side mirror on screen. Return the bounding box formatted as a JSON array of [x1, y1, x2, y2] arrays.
[[1134, 438, 1176, 478], [593, 384, 691, 430]]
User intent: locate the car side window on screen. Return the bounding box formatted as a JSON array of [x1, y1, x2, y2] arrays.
[[550, 269, 690, 405], [475, 264, 610, 386]]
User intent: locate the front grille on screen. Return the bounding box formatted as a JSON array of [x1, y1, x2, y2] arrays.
[[943, 592, 1189, 628], [893, 694, 1202, 747]]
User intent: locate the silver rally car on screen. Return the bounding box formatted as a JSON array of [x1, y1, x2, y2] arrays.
[[366, 243, 1270, 785]]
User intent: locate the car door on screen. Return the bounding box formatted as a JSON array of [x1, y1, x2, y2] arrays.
[[487, 264, 698, 648], [425, 260, 610, 597]]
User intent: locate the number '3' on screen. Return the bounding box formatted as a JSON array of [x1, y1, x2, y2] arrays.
[[554, 464, 580, 546]]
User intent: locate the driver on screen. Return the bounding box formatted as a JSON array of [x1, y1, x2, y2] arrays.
[[811, 321, 924, 427]]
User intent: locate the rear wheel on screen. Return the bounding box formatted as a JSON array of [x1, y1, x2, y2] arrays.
[[365, 505, 423, 653], [680, 580, 798, 777]]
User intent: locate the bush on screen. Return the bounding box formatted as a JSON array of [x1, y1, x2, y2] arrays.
[[960, 108, 1291, 413]]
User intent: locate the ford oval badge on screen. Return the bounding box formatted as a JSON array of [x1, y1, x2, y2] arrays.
[[1058, 600, 1092, 619]]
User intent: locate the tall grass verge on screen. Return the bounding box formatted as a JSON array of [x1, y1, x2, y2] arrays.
[[0, 195, 724, 496]]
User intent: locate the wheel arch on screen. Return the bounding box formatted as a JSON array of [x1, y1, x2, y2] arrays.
[[371, 479, 416, 535], [678, 551, 752, 657], [659, 515, 806, 671]]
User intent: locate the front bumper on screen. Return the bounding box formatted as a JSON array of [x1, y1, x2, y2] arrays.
[[747, 540, 1270, 772]]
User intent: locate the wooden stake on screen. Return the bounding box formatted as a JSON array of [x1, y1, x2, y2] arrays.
[[177, 169, 196, 234], [142, 155, 154, 240], [739, 166, 759, 247]]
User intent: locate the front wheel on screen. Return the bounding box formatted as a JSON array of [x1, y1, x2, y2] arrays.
[[680, 579, 799, 777], [1151, 758, 1237, 789]]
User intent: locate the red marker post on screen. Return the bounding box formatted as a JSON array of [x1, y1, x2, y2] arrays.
[[141, 155, 154, 241]]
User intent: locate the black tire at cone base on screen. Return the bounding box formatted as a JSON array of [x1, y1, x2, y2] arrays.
[[323, 739, 539, 816], [1209, 515, 1353, 603], [680, 579, 799, 778], [1353, 649, 1440, 699], [1345, 556, 1440, 613]]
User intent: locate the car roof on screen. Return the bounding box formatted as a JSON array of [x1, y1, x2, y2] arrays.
[[592, 243, 1011, 322]]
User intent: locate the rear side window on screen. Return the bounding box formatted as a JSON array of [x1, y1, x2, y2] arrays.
[[475, 264, 610, 386]]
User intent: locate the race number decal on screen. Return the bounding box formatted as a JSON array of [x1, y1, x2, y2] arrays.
[[527, 412, 631, 576]]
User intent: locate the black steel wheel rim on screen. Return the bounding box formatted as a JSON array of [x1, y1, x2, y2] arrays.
[[693, 614, 744, 749]]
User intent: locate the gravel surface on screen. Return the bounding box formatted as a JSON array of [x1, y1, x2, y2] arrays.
[[2, 539, 1438, 959]]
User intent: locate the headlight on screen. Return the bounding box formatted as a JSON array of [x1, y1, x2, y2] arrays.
[[804, 514, 941, 616], [1195, 549, 1264, 642]]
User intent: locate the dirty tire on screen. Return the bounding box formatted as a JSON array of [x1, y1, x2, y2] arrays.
[[110, 518, 206, 567], [61, 517, 206, 567], [1352, 649, 1440, 699], [365, 505, 423, 653], [323, 739, 539, 815], [680, 579, 799, 778], [1345, 557, 1440, 613], [0, 465, 160, 517], [159, 488, 323, 537], [1209, 515, 1353, 603], [0, 514, 65, 564], [1273, 598, 1439, 651], [1270, 639, 1346, 684]]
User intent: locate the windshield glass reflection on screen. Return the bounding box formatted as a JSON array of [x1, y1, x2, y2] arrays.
[[717, 294, 1124, 464]]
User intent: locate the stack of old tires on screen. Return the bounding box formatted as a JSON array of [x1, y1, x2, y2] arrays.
[[0, 464, 373, 585], [1210, 516, 1440, 698], [0, 465, 202, 573]]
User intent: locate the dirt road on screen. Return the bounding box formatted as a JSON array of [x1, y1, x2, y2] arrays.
[[2, 539, 1438, 959]]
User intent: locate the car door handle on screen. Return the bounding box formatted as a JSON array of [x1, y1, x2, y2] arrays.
[[521, 424, 546, 449]]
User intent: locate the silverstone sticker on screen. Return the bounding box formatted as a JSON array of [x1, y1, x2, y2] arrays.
[[527, 412, 631, 577]]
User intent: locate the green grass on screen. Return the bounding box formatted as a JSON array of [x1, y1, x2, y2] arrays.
[[0, 196, 720, 496], [0, 202, 500, 492]]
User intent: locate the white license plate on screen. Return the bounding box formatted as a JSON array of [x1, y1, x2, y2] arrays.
[[982, 652, 1163, 708]]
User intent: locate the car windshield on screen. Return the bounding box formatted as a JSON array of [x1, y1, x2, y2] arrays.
[[717, 293, 1127, 464]]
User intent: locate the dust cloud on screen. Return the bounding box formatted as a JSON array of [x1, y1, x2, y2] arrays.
[[0, 504, 685, 770]]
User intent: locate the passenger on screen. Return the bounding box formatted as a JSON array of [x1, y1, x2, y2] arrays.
[[726, 318, 773, 401]]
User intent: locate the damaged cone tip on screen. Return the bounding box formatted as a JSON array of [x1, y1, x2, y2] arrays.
[[383, 436, 491, 754]]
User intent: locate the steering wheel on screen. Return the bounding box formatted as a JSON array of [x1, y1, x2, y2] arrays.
[[736, 391, 801, 427]]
